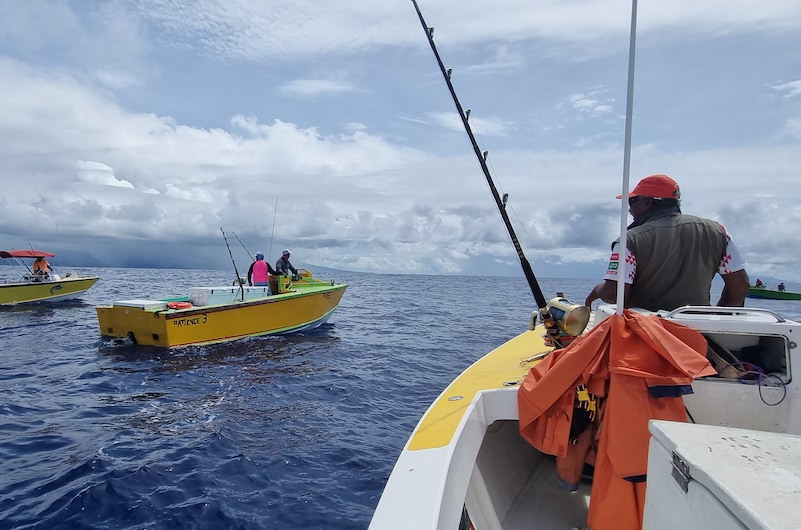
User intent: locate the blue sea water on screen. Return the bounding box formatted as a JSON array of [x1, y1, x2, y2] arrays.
[[1, 268, 799, 529]]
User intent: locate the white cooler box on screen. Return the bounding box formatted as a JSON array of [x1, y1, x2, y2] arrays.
[[188, 286, 271, 307], [113, 299, 168, 311], [643, 420, 801, 530]]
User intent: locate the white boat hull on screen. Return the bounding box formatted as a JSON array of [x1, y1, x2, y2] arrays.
[[371, 306, 801, 529]]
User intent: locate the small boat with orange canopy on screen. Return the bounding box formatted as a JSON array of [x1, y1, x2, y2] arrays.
[[0, 249, 99, 306]]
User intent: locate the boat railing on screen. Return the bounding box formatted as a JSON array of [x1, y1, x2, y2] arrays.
[[665, 306, 786, 323], [21, 273, 49, 283]]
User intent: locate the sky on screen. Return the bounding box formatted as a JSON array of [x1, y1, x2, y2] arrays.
[[1, 0, 799, 282]]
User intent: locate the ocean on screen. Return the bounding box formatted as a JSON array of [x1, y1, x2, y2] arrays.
[[1, 268, 799, 529]]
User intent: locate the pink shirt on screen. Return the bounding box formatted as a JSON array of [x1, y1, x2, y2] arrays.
[[252, 260, 269, 283]]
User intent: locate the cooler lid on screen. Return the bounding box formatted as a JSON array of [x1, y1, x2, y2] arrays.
[[649, 420, 801, 530], [113, 299, 168, 310]]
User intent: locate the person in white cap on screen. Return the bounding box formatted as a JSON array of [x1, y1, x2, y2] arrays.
[[585, 174, 750, 311], [275, 249, 298, 277]]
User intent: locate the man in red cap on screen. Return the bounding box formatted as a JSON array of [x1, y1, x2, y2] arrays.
[[585, 174, 750, 311]]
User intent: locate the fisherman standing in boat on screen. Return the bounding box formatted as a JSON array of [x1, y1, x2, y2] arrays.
[[275, 249, 298, 277], [248, 252, 271, 292], [585, 174, 751, 311]]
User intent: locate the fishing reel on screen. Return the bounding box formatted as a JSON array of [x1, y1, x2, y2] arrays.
[[530, 295, 591, 348]]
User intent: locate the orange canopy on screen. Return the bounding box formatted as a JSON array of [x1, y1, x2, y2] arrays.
[[518, 309, 716, 530], [0, 249, 56, 259]]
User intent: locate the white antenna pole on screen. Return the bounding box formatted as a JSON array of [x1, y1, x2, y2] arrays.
[[616, 0, 638, 316], [268, 194, 279, 261]]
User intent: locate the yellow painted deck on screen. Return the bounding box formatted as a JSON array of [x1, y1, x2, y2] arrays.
[[408, 328, 550, 451]]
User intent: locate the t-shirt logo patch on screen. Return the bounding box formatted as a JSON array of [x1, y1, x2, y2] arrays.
[[607, 253, 620, 271]]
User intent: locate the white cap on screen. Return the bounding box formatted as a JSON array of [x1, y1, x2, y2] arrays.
[[282, 249, 291, 256]]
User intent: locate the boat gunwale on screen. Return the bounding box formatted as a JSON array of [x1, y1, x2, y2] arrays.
[[0, 275, 100, 287], [0, 276, 100, 305], [95, 282, 348, 316]]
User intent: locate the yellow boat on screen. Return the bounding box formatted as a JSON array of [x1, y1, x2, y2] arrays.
[[95, 272, 347, 347], [0, 249, 99, 306]]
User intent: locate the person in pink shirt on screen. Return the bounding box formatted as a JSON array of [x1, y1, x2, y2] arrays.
[[250, 252, 271, 292]]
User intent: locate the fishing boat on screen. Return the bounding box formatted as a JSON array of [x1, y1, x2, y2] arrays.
[[747, 284, 801, 301], [96, 270, 347, 347], [370, 304, 801, 529], [371, 2, 801, 528], [0, 249, 99, 306]]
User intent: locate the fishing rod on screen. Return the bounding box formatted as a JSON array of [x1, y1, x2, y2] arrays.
[[233, 231, 278, 276], [4, 246, 33, 276], [18, 245, 34, 275], [220, 227, 245, 301], [410, 0, 563, 344], [27, 243, 50, 274], [232, 232, 255, 261]]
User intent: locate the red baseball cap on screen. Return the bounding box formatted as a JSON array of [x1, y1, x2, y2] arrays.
[[616, 174, 681, 199]]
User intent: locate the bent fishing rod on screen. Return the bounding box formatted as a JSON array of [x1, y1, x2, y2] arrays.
[[232, 232, 255, 261], [411, 0, 562, 343], [233, 231, 278, 275]]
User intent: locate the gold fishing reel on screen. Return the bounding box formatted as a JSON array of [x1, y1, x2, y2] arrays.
[[529, 296, 591, 337]]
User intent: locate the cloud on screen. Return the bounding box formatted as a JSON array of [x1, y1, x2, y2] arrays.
[[0, 57, 434, 252], [771, 78, 801, 98], [112, 0, 801, 63], [461, 45, 526, 76], [1, 1, 800, 281], [428, 111, 512, 137], [278, 79, 362, 98], [164, 184, 214, 202], [75, 160, 134, 188], [567, 92, 614, 116]]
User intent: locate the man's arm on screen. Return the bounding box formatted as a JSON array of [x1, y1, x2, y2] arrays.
[[247, 262, 255, 286], [718, 269, 750, 307], [585, 280, 630, 308]]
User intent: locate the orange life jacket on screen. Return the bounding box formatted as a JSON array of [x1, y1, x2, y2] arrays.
[[518, 310, 716, 530]]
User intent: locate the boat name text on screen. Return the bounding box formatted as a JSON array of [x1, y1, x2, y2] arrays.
[[173, 314, 208, 328]]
